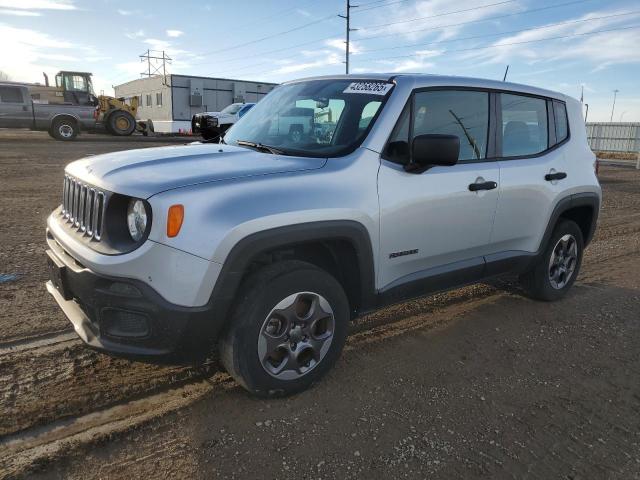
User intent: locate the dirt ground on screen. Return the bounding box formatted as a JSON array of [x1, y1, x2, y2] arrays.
[[0, 130, 639, 479]]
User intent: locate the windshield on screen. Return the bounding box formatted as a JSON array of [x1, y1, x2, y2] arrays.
[[224, 79, 392, 157], [221, 103, 244, 115]]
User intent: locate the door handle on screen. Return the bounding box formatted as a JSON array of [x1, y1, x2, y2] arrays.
[[545, 172, 567, 181], [468, 181, 497, 192]]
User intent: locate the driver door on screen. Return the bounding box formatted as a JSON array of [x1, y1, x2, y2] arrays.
[[378, 89, 500, 294]]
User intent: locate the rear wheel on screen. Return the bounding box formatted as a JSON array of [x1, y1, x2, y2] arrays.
[[520, 219, 584, 301], [108, 110, 136, 136], [49, 117, 78, 141], [219, 260, 349, 397]]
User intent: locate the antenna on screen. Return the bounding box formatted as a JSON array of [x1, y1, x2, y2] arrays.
[[502, 65, 509, 82]]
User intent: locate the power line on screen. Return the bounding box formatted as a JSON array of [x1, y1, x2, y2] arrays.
[[195, 0, 609, 72], [354, 10, 640, 56], [360, 0, 519, 29], [351, 24, 640, 65], [355, 0, 414, 13], [197, 13, 339, 57], [355, 0, 595, 40], [189, 34, 339, 68]]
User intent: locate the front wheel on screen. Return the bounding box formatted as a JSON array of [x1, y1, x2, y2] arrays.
[[219, 260, 349, 397], [108, 110, 136, 136], [520, 219, 584, 301]]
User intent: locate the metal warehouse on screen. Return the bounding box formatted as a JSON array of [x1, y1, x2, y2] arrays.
[[114, 74, 278, 133]]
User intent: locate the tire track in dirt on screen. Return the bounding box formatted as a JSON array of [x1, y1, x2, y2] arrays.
[[1, 243, 639, 480]]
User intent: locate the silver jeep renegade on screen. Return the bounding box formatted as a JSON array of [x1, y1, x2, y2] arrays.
[[46, 74, 601, 396]]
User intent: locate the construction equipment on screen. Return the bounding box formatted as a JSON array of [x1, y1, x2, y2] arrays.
[[29, 71, 146, 136]]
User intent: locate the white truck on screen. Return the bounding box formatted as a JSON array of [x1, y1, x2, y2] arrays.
[[191, 102, 255, 140]]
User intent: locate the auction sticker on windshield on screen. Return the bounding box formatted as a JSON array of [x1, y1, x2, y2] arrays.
[[343, 82, 394, 95]]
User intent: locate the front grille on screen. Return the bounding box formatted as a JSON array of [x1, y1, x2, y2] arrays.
[[61, 175, 106, 241]]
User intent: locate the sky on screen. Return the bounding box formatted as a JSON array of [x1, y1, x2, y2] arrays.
[[1, 0, 639, 121]]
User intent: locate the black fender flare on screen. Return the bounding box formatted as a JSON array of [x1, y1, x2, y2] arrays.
[[538, 192, 600, 252], [208, 220, 377, 328]]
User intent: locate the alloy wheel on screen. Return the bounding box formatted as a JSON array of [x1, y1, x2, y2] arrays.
[[258, 292, 335, 381], [548, 234, 578, 289]]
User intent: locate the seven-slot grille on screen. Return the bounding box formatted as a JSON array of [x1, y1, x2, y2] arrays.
[[61, 175, 106, 241]]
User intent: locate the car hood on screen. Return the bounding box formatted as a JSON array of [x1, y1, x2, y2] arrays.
[[65, 143, 327, 198]]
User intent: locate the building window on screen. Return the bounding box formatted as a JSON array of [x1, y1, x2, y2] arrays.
[[146, 94, 152, 107], [156, 92, 162, 107]]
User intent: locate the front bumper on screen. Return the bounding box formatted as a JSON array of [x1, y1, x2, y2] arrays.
[[45, 245, 225, 359]]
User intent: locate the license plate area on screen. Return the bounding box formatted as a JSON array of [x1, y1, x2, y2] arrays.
[[46, 250, 71, 301]]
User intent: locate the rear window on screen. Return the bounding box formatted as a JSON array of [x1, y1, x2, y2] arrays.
[[0, 87, 24, 103], [553, 100, 569, 143]]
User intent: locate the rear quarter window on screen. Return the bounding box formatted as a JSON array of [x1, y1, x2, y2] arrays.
[[553, 100, 569, 143], [0, 87, 24, 103]]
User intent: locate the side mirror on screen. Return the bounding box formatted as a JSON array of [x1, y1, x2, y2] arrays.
[[411, 134, 460, 168]]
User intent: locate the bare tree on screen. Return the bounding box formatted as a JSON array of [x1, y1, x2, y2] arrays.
[[0, 70, 10, 81]]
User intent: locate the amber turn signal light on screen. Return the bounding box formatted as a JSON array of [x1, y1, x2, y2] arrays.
[[167, 205, 184, 238]]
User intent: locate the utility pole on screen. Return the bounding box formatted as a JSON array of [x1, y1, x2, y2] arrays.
[[338, 0, 358, 74], [610, 89, 619, 122], [140, 50, 172, 82]]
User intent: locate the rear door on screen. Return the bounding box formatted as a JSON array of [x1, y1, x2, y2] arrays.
[[378, 88, 500, 291], [0, 86, 32, 128], [490, 92, 569, 259]]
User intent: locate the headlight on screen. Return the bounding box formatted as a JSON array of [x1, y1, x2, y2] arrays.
[[127, 199, 148, 241]]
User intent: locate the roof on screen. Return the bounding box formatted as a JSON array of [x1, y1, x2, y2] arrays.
[[285, 73, 571, 102]]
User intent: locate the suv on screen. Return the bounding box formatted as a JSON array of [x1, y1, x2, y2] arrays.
[[191, 102, 255, 140], [45, 75, 600, 396]]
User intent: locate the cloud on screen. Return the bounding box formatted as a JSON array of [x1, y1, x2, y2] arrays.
[[166, 29, 184, 38], [271, 52, 343, 75], [125, 29, 145, 40], [296, 8, 311, 17], [461, 9, 640, 69], [0, 0, 75, 9], [0, 23, 81, 85], [143, 38, 171, 51], [357, 0, 519, 42], [117, 9, 135, 16], [0, 9, 41, 16], [325, 37, 362, 55]]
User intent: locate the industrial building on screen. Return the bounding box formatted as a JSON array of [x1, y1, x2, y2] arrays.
[[114, 74, 278, 133]]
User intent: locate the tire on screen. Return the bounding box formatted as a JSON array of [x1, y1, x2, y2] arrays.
[[49, 117, 78, 141], [520, 219, 584, 301], [201, 129, 218, 141], [288, 125, 303, 143], [107, 110, 136, 136], [219, 260, 349, 397]]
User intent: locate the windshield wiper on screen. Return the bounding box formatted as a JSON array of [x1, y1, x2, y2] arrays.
[[236, 140, 284, 155]]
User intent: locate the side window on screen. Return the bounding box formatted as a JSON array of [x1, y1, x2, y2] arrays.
[[146, 94, 152, 107], [413, 90, 489, 161], [500, 93, 548, 157], [156, 92, 162, 107], [553, 100, 568, 143], [0, 87, 24, 103]]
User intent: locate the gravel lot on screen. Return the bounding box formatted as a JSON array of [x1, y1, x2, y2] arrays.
[[0, 130, 639, 479]]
